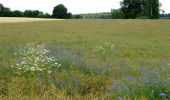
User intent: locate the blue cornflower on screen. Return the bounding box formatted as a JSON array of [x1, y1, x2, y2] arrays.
[[159, 93, 166, 96], [146, 80, 150, 83], [123, 86, 127, 90], [140, 77, 145, 81], [150, 70, 157, 75], [111, 86, 116, 90]]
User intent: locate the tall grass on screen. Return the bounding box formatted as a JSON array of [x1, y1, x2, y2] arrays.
[[0, 19, 170, 99]]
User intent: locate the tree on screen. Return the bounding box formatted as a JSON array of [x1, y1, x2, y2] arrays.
[[0, 3, 11, 17], [12, 10, 23, 17], [73, 15, 83, 19], [143, 0, 160, 19], [32, 10, 41, 17], [37, 12, 51, 18], [23, 10, 42, 17], [65, 12, 72, 19], [0, 3, 52, 18], [0, 3, 4, 16], [52, 4, 72, 19], [43, 13, 51, 18], [3, 7, 11, 16], [120, 0, 160, 19], [23, 10, 33, 17], [111, 9, 124, 19], [120, 0, 144, 19]]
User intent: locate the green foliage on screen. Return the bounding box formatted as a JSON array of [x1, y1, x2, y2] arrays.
[[120, 0, 160, 19], [143, 0, 160, 19], [0, 3, 51, 18], [52, 4, 72, 19], [79, 12, 112, 19], [73, 15, 83, 19], [160, 13, 170, 19], [0, 3, 12, 17], [12, 10, 23, 17], [23, 10, 44, 18], [111, 9, 124, 19]]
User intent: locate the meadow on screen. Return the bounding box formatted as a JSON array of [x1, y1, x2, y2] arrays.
[[0, 18, 170, 99]]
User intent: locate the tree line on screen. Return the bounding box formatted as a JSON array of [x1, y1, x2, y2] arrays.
[[1, 0, 161, 19], [79, 12, 112, 19], [0, 3, 74, 19], [160, 13, 170, 19], [0, 3, 51, 18], [112, 0, 160, 19]]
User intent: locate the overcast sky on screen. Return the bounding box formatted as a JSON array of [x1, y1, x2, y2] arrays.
[[0, 0, 169, 14]]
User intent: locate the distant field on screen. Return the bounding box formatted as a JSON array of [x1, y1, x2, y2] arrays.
[[0, 17, 63, 23], [0, 19, 170, 99]]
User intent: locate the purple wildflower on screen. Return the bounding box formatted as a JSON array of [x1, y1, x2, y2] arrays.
[[111, 86, 116, 90], [140, 77, 145, 81], [150, 70, 157, 74], [146, 80, 150, 83], [159, 93, 166, 96], [123, 86, 127, 90]]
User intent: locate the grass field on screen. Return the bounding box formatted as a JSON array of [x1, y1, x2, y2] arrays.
[[0, 18, 170, 99], [0, 17, 63, 23]]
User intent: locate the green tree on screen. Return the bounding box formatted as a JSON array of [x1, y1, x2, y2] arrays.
[[43, 13, 51, 18], [0, 3, 52, 18], [52, 4, 72, 19], [120, 0, 144, 19], [111, 9, 124, 19], [31, 10, 41, 17], [0, 3, 4, 16], [12, 10, 23, 17], [120, 0, 160, 19], [0, 3, 11, 17], [37, 12, 51, 18], [73, 15, 83, 19], [23, 10, 33, 17], [143, 0, 160, 19], [23, 10, 42, 17], [3, 7, 11, 16]]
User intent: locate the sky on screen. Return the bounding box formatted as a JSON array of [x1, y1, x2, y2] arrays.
[[0, 0, 170, 14]]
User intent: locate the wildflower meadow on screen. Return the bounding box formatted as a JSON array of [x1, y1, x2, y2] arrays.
[[0, 19, 170, 99]]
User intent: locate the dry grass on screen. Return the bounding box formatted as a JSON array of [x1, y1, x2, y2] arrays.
[[0, 17, 64, 23]]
